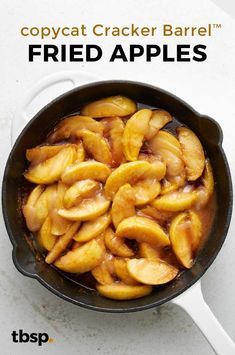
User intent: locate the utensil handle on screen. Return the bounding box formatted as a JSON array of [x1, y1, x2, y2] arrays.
[[172, 281, 235, 354]]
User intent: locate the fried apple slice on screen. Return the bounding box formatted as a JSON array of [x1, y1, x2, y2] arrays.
[[48, 115, 104, 143], [81, 96, 137, 118], [24, 146, 77, 184], [127, 258, 178, 285], [132, 179, 161, 206], [58, 193, 110, 221], [74, 213, 111, 242], [75, 141, 85, 162], [105, 161, 165, 199], [37, 216, 57, 251], [123, 109, 152, 161], [116, 216, 170, 247], [111, 184, 136, 228], [188, 211, 203, 251], [76, 129, 112, 165], [26, 144, 71, 165], [102, 117, 125, 166], [177, 127, 205, 181], [54, 239, 104, 273], [45, 222, 80, 264], [63, 179, 100, 208], [138, 206, 175, 225], [149, 130, 185, 183], [92, 253, 114, 285], [151, 191, 196, 212], [196, 159, 214, 207], [104, 228, 134, 257], [96, 283, 152, 300], [145, 109, 172, 140], [160, 179, 178, 195], [114, 258, 138, 285], [139, 242, 162, 260], [22, 185, 48, 232], [62, 161, 111, 185]]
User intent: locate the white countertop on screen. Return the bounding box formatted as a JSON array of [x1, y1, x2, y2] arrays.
[[0, 0, 235, 354]]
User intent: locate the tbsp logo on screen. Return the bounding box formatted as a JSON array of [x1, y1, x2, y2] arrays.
[[11, 329, 54, 346]]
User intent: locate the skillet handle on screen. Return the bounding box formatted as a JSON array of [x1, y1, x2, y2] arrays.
[[11, 70, 102, 145], [171, 281, 235, 354]]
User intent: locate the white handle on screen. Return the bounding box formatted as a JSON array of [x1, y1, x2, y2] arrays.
[[11, 70, 102, 144], [172, 281, 235, 354]]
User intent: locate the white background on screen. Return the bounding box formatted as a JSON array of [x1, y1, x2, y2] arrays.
[[0, 0, 235, 354]]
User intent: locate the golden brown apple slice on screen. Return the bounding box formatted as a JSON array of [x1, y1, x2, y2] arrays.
[[63, 179, 100, 208], [45, 222, 80, 264], [127, 258, 178, 285], [75, 141, 85, 162], [74, 213, 111, 242], [111, 184, 136, 228], [26, 144, 71, 166], [105, 161, 165, 199], [37, 216, 57, 251], [92, 253, 115, 285], [24, 146, 77, 184], [132, 179, 161, 206], [139, 242, 162, 260], [81, 96, 137, 118], [139, 206, 175, 225], [188, 211, 202, 251], [160, 178, 178, 195], [48, 115, 104, 143], [54, 239, 104, 273], [58, 193, 110, 221], [116, 216, 170, 247], [177, 127, 205, 181], [114, 258, 138, 285], [62, 161, 111, 185], [104, 228, 134, 257], [102, 117, 125, 166], [76, 129, 112, 165], [23, 185, 45, 232], [123, 109, 152, 161], [145, 109, 172, 140], [96, 283, 152, 300], [149, 130, 185, 182], [195, 159, 214, 207], [151, 191, 197, 212]]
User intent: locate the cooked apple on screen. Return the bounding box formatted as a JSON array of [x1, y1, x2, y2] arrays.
[[91, 253, 114, 285], [104, 228, 134, 257], [24, 146, 77, 184], [116, 216, 170, 247], [37, 216, 57, 251], [58, 193, 110, 221], [81, 96, 137, 118], [62, 161, 111, 185], [96, 283, 152, 300], [127, 258, 178, 285], [123, 109, 152, 161], [139, 206, 175, 225], [132, 179, 161, 206], [111, 184, 136, 228], [45, 222, 80, 264], [54, 239, 104, 273], [76, 129, 112, 165], [48, 115, 104, 143], [145, 109, 172, 140], [26, 144, 72, 165], [139, 242, 162, 260], [102, 117, 125, 166], [74, 213, 111, 242], [114, 258, 138, 285], [177, 127, 205, 181], [75, 141, 85, 162], [160, 178, 178, 195], [152, 191, 197, 212], [105, 161, 165, 199], [196, 159, 214, 207], [63, 179, 100, 208]]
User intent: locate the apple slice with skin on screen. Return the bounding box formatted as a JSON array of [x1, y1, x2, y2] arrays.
[[96, 283, 152, 300], [81, 96, 137, 118], [151, 191, 197, 212], [48, 115, 104, 143], [111, 184, 136, 228], [145, 109, 172, 140], [132, 179, 161, 206], [195, 159, 214, 208], [58, 193, 110, 221], [102, 117, 125, 166], [127, 258, 178, 285], [24, 146, 77, 184], [177, 126, 205, 181], [92, 253, 115, 285], [63, 179, 100, 208], [114, 258, 138, 285], [22, 185, 46, 232], [54, 239, 104, 273], [37, 216, 57, 251], [116, 216, 170, 247], [26, 144, 74, 166], [62, 161, 111, 185], [104, 228, 134, 258], [123, 109, 152, 161], [74, 213, 111, 242]]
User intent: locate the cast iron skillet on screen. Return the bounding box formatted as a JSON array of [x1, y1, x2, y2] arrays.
[[2, 80, 233, 312]]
